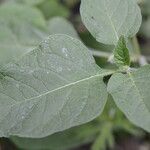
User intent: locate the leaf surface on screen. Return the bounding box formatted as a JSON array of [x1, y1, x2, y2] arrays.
[[80, 0, 142, 45], [0, 34, 110, 138], [47, 17, 79, 38], [11, 122, 98, 150], [0, 4, 47, 67], [114, 36, 130, 67], [38, 0, 69, 19], [108, 65, 150, 132], [5, 0, 44, 5]]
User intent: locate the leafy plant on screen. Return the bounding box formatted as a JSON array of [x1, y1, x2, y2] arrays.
[[5, 0, 45, 6], [11, 96, 143, 150], [0, 0, 149, 143], [37, 0, 70, 19]]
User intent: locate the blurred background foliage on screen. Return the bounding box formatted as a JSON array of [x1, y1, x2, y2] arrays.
[[0, 0, 149, 150]]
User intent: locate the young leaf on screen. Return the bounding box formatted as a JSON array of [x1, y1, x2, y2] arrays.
[[114, 36, 130, 67], [0, 34, 111, 138], [80, 0, 142, 45], [108, 65, 150, 132]]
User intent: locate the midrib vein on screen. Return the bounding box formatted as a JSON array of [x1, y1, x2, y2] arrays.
[[104, 1, 119, 42], [16, 71, 114, 103], [128, 72, 150, 114]]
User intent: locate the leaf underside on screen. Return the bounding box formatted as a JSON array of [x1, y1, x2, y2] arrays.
[[0, 34, 109, 138], [0, 4, 78, 68], [11, 122, 97, 150]]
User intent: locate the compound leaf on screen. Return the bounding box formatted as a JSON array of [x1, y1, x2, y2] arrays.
[[0, 34, 110, 138], [80, 0, 142, 45], [108, 65, 150, 132]]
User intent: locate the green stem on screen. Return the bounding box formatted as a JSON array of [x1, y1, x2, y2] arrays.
[[89, 49, 111, 58], [132, 36, 141, 57], [132, 36, 148, 66]]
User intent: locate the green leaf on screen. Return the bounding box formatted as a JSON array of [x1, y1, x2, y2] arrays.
[[107, 65, 150, 132], [47, 17, 79, 39], [0, 4, 46, 28], [38, 0, 70, 19], [5, 0, 44, 5], [11, 122, 99, 150], [80, 0, 142, 45], [114, 36, 130, 67], [0, 4, 47, 67], [0, 4, 79, 68], [0, 34, 111, 138]]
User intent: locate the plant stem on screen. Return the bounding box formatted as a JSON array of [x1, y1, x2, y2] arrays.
[[90, 49, 150, 62], [132, 36, 141, 57], [89, 48, 111, 58], [132, 36, 148, 66]]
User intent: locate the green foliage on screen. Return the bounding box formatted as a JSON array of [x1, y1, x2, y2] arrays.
[[38, 0, 70, 19], [91, 123, 114, 150], [11, 123, 98, 150], [0, 3, 46, 67], [80, 0, 142, 45], [0, 3, 78, 67], [108, 65, 150, 132], [114, 36, 130, 68], [0, 0, 149, 146], [47, 17, 79, 38], [5, 0, 44, 5], [11, 96, 141, 150], [0, 3, 46, 28], [0, 34, 114, 138]]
